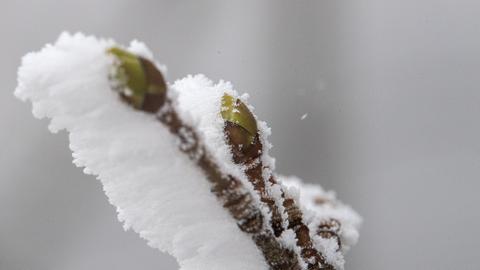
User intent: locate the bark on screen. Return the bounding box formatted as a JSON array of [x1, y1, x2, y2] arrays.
[[226, 124, 333, 269]]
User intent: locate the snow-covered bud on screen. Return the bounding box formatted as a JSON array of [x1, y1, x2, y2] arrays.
[[221, 94, 257, 144], [221, 94, 262, 164], [108, 47, 167, 112]]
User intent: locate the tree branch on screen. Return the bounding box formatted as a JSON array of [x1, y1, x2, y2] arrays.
[[108, 47, 336, 269]]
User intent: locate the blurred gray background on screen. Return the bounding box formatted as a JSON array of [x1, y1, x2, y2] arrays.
[[1, 1, 480, 269]]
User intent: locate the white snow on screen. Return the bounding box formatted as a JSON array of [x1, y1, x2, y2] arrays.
[[15, 32, 360, 270], [15, 32, 268, 270]]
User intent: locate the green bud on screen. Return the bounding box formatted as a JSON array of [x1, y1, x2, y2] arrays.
[[107, 47, 167, 112], [221, 94, 258, 145], [108, 47, 148, 108]]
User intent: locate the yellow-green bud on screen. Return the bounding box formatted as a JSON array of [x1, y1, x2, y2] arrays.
[[221, 94, 258, 145], [107, 47, 166, 112]]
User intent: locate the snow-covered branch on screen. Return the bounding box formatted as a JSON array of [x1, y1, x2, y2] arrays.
[[15, 33, 360, 270]]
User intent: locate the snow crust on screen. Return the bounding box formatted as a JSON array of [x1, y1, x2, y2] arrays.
[[15, 32, 360, 270], [15, 32, 268, 270]]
